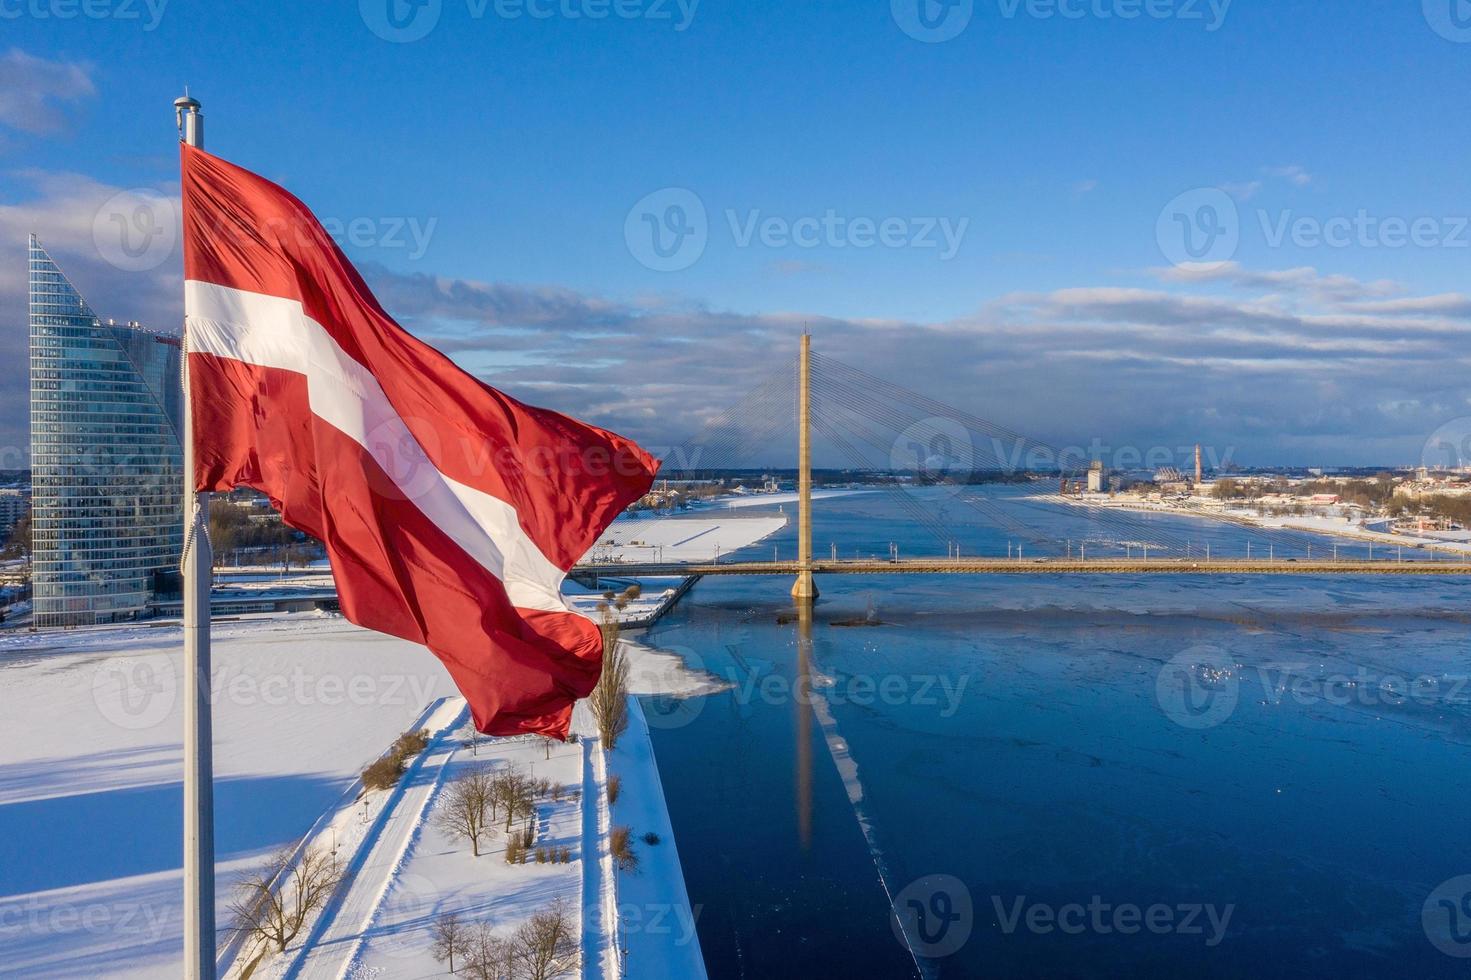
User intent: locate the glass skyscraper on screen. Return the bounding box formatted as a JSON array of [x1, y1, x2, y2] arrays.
[[28, 235, 183, 628]]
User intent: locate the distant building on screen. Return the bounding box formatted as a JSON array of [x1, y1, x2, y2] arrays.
[[0, 488, 27, 537], [29, 236, 183, 627], [1087, 461, 1106, 494]]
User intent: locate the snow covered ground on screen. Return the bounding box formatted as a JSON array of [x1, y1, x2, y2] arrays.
[[588, 514, 787, 564], [0, 611, 714, 978], [565, 576, 691, 628], [712, 488, 869, 511], [0, 614, 451, 978]]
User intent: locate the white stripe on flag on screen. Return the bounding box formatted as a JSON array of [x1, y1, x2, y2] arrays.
[[185, 279, 574, 616]]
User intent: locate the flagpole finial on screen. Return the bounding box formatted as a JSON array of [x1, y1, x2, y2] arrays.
[[174, 93, 203, 146]]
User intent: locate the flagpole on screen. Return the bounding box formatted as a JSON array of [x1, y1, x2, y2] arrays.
[[175, 92, 216, 980]]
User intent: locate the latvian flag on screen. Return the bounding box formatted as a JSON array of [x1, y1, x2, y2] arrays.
[[180, 143, 658, 738]]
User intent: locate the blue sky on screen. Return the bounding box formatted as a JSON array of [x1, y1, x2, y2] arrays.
[[3, 0, 1471, 467]]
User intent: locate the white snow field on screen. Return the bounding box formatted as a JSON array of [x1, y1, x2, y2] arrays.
[[0, 612, 709, 978], [590, 513, 787, 563]]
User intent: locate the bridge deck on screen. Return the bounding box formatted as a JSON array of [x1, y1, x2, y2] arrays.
[[573, 558, 1471, 576]]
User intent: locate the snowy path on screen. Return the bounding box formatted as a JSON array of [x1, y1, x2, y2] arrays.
[[278, 699, 466, 980], [581, 736, 620, 980]]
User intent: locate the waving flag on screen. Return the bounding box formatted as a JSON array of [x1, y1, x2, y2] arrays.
[[180, 144, 657, 738]]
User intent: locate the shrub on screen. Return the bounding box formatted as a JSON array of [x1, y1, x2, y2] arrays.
[[363, 727, 430, 792], [607, 775, 622, 806], [643, 831, 661, 846], [610, 825, 638, 873], [393, 729, 430, 758], [559, 846, 572, 864], [362, 754, 404, 791], [535, 847, 548, 864]]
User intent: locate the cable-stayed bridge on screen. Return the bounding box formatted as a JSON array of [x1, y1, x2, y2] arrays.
[[573, 337, 1471, 586]]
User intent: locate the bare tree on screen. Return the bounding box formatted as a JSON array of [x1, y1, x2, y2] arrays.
[[229, 845, 344, 953], [464, 922, 512, 980], [462, 720, 484, 757], [588, 610, 630, 750], [436, 767, 496, 857], [512, 898, 578, 980], [431, 911, 472, 973], [495, 768, 534, 834]]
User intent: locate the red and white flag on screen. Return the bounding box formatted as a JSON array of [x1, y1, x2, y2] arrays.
[[180, 144, 658, 738]]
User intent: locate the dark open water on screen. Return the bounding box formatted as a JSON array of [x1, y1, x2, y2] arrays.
[[642, 486, 1471, 979]]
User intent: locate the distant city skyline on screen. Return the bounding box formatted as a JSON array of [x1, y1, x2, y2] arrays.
[[4, 2, 1471, 466]]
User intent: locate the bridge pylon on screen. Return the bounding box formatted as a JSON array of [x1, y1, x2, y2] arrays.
[[792, 333, 819, 601]]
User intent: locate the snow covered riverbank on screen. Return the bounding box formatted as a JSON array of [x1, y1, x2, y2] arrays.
[[0, 611, 718, 978], [1040, 493, 1471, 555]]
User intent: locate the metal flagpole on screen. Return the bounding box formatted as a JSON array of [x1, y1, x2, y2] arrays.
[[175, 92, 216, 980]]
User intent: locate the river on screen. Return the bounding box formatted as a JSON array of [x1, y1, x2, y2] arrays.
[[640, 484, 1471, 978]]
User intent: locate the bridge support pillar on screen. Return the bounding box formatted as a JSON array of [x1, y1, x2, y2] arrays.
[[792, 333, 819, 601]]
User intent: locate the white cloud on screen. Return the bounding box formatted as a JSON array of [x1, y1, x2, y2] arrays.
[[0, 50, 95, 135], [0, 159, 1457, 466], [1264, 164, 1314, 187]]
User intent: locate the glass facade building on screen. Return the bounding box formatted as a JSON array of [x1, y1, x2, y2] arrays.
[[28, 235, 183, 628]]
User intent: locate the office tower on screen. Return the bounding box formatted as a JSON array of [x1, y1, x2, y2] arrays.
[[28, 235, 182, 627]]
